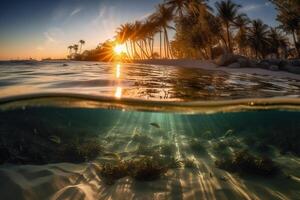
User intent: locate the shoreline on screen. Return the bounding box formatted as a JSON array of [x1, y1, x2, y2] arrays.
[[131, 59, 300, 81]]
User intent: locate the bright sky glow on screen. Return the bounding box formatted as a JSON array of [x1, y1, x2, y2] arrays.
[[114, 44, 126, 55], [0, 0, 277, 60]]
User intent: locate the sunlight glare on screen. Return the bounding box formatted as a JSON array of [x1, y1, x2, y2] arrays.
[[114, 44, 125, 55], [115, 86, 122, 99], [116, 64, 121, 78]]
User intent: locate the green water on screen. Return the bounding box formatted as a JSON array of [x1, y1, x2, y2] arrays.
[[0, 99, 300, 199], [1, 106, 300, 163]]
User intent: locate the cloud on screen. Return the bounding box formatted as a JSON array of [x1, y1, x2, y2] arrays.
[[264, 2, 271, 7], [70, 7, 81, 17], [240, 3, 267, 12], [36, 46, 44, 51], [139, 12, 152, 20], [44, 32, 55, 43]]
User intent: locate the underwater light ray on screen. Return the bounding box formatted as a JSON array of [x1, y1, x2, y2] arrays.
[[196, 169, 212, 200], [178, 135, 218, 200], [182, 115, 196, 136], [169, 114, 184, 161], [198, 161, 219, 200], [103, 111, 127, 138], [124, 112, 146, 151], [263, 187, 290, 200], [225, 172, 257, 200]]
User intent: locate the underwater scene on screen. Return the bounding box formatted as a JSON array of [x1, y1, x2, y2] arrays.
[[0, 61, 300, 200], [0, 98, 300, 200]]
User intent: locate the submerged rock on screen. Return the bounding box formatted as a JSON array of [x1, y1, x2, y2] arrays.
[[268, 65, 279, 71], [99, 156, 168, 184], [189, 139, 206, 154], [283, 65, 300, 74], [215, 53, 246, 66], [183, 158, 197, 169], [215, 150, 279, 176], [224, 129, 234, 138], [227, 62, 240, 68], [131, 157, 168, 181]]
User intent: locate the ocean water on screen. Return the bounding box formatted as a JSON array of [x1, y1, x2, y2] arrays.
[[0, 61, 300, 199]]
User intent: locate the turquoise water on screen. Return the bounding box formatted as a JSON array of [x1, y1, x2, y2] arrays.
[[0, 97, 300, 199], [0, 61, 300, 199]]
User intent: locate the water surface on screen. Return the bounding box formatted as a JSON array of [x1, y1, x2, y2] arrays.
[[0, 60, 299, 101], [0, 60, 300, 200]]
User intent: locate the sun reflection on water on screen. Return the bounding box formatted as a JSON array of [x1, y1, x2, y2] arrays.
[[115, 86, 122, 99], [114, 63, 122, 99], [116, 64, 121, 79]]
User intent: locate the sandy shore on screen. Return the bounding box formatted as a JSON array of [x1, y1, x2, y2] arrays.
[[132, 59, 300, 81]]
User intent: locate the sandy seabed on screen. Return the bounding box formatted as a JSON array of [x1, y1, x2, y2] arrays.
[[1, 132, 300, 200]]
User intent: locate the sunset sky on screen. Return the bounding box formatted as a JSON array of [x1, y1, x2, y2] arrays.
[[0, 0, 277, 60]]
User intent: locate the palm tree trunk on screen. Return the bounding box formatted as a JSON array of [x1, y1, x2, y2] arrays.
[[137, 42, 150, 59], [164, 33, 167, 58], [125, 42, 131, 59], [133, 41, 140, 59], [292, 30, 300, 57], [160, 30, 162, 59], [164, 27, 170, 58], [147, 38, 152, 56], [144, 40, 150, 58], [226, 22, 232, 53], [255, 49, 258, 59], [130, 41, 134, 59], [151, 37, 154, 57]]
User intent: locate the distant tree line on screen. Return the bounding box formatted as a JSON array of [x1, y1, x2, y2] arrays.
[[69, 0, 300, 61]]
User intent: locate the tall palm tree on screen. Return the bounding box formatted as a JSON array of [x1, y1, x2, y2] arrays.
[[154, 4, 174, 58], [187, 0, 211, 16], [271, 0, 300, 57], [247, 19, 270, 59], [164, 0, 187, 18], [68, 45, 73, 56], [79, 40, 85, 54], [267, 28, 288, 58], [215, 0, 241, 53], [73, 44, 79, 54], [233, 14, 250, 55], [277, 10, 300, 57], [116, 23, 133, 58]]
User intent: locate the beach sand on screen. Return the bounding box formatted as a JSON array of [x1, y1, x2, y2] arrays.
[[1, 133, 300, 200], [132, 59, 300, 81]]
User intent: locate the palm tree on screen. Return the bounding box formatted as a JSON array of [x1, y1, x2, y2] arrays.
[[267, 28, 288, 58], [68, 45, 73, 56], [233, 14, 250, 55], [215, 0, 241, 53], [73, 44, 79, 54], [154, 4, 174, 58], [187, 0, 212, 16], [271, 0, 300, 57], [164, 0, 187, 18], [247, 19, 270, 59], [116, 23, 133, 58], [79, 40, 85, 54], [277, 10, 300, 57]]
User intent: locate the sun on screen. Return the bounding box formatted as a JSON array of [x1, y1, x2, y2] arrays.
[[114, 44, 125, 55]]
